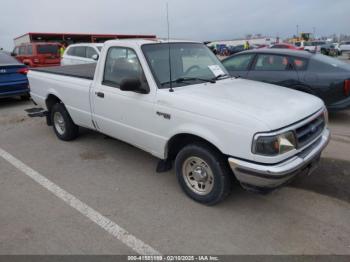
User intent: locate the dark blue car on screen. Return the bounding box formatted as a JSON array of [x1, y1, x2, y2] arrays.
[[222, 49, 350, 111], [0, 52, 29, 99]]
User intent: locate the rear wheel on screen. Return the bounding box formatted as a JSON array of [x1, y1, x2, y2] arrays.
[[175, 143, 233, 205], [51, 103, 79, 141]]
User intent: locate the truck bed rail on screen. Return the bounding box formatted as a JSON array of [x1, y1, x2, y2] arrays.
[[31, 63, 96, 80]]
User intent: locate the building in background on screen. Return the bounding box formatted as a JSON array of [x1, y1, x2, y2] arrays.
[[14, 32, 156, 46]]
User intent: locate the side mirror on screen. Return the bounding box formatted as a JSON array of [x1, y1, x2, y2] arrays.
[[11, 52, 17, 56], [91, 54, 99, 61], [120, 78, 149, 94]]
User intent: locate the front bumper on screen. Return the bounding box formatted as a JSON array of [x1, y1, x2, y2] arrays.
[[228, 129, 330, 191]]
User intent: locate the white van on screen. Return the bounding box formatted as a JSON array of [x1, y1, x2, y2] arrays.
[[61, 43, 103, 66]]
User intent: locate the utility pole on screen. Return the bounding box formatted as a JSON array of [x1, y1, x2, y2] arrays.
[[296, 25, 299, 37], [313, 27, 316, 39]]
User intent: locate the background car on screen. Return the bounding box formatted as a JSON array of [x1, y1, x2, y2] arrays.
[[12, 42, 61, 67], [0, 51, 29, 99], [303, 41, 327, 53], [320, 43, 339, 56], [339, 41, 350, 52], [221, 49, 350, 111], [61, 43, 103, 65], [271, 43, 303, 50], [228, 45, 246, 55]]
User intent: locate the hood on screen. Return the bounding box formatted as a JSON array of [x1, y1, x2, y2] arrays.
[[158, 78, 324, 131]]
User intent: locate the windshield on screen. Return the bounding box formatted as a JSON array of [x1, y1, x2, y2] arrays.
[[37, 45, 59, 55], [142, 43, 229, 88]]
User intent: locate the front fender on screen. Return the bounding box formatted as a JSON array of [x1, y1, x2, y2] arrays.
[[166, 124, 223, 156]]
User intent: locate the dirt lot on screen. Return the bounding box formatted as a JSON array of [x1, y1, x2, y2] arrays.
[[0, 98, 349, 255]]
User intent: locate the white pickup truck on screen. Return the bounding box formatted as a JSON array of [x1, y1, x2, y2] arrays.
[[28, 39, 330, 205]]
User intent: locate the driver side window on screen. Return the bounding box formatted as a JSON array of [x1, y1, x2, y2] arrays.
[[222, 54, 254, 71], [103, 47, 147, 89]]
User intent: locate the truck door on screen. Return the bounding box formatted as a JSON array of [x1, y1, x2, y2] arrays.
[[91, 46, 158, 154], [246, 54, 299, 88]]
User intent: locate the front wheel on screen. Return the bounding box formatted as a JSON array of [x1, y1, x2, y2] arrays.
[[175, 143, 233, 205], [51, 103, 79, 141]]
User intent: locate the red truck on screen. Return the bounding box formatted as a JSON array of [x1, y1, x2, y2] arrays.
[[11, 42, 61, 67]]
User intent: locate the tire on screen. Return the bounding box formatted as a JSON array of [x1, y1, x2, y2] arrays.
[[20, 94, 30, 101], [51, 103, 79, 141], [175, 143, 233, 205]]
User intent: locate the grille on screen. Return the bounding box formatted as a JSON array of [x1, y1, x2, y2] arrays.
[[295, 113, 325, 148]]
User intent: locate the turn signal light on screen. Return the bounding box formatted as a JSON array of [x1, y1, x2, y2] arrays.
[[344, 80, 350, 97], [17, 68, 29, 75]]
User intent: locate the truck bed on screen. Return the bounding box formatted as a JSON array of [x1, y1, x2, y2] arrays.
[[31, 63, 96, 80]]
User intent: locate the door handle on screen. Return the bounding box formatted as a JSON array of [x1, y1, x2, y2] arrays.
[[95, 92, 105, 98]]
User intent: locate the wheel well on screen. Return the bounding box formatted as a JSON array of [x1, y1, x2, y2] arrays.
[[45, 95, 61, 126], [166, 134, 222, 161], [46, 94, 61, 113]]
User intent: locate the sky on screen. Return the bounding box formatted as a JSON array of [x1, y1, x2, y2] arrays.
[[1, 0, 349, 50]]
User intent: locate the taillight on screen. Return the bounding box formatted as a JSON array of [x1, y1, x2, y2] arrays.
[[344, 80, 350, 97], [17, 68, 29, 75]]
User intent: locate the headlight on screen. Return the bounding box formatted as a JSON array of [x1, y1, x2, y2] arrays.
[[253, 131, 296, 156]]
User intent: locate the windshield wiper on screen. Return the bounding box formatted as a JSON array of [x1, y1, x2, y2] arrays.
[[212, 74, 230, 81], [161, 77, 216, 86]]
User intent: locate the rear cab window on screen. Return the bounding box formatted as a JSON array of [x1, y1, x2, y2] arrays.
[[68, 46, 86, 57], [37, 45, 59, 55]]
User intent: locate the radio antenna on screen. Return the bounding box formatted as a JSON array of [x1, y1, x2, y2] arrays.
[[166, 2, 174, 92]]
